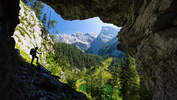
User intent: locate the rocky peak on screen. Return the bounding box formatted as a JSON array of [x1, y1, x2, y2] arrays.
[[87, 26, 119, 54], [98, 26, 119, 43], [55, 32, 95, 51]]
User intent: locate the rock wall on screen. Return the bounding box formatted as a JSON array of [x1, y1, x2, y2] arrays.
[[119, 1, 177, 100], [41, 0, 177, 100], [0, 0, 20, 100]]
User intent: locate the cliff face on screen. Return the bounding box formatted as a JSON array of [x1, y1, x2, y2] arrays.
[[40, 0, 177, 100], [13, 1, 54, 64]]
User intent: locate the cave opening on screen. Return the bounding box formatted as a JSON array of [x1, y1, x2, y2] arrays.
[[2, 0, 177, 99], [9, 0, 147, 100], [0, 0, 153, 99]]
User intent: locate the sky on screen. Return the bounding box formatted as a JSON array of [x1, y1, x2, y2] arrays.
[[41, 3, 121, 35]]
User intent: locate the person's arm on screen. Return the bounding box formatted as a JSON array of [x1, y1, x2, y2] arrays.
[[37, 51, 42, 54]]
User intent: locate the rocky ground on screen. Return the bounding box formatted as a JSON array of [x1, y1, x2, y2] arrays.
[[13, 62, 87, 100]]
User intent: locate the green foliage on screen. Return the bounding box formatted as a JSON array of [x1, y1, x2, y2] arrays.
[[46, 53, 62, 76], [42, 40, 145, 100], [42, 13, 48, 27], [30, 0, 44, 19], [53, 42, 103, 70], [118, 55, 140, 100], [49, 35, 55, 41], [48, 20, 58, 29], [15, 33, 143, 100], [98, 37, 118, 56], [45, 42, 121, 99], [41, 27, 49, 39]]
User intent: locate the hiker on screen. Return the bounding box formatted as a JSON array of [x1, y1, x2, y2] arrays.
[[30, 47, 41, 64]]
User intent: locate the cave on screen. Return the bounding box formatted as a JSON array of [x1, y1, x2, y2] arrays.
[[1, 0, 177, 100]]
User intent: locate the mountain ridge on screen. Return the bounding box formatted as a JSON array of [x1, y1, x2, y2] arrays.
[[54, 32, 95, 51], [98, 37, 125, 58], [54, 26, 120, 53], [86, 26, 119, 54]]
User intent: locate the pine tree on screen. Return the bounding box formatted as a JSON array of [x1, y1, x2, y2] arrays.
[[48, 20, 58, 32], [42, 13, 48, 27], [30, 0, 44, 19], [118, 55, 140, 100]]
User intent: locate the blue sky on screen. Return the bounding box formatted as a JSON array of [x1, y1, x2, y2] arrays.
[[41, 3, 121, 35]]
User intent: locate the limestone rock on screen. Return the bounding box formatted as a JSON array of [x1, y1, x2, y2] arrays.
[[13, 1, 54, 64]]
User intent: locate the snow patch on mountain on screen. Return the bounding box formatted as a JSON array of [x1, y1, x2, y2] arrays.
[[55, 32, 95, 51], [86, 26, 119, 54]]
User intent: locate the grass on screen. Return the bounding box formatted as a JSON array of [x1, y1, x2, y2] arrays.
[[15, 44, 38, 66]]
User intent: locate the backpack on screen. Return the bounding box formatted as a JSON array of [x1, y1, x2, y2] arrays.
[[30, 48, 35, 55]]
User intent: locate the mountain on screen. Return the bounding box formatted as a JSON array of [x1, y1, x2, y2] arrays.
[[55, 32, 95, 51], [86, 26, 119, 54], [98, 37, 125, 58], [54, 26, 119, 54]]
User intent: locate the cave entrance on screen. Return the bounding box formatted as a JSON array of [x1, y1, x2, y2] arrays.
[[13, 0, 142, 99]]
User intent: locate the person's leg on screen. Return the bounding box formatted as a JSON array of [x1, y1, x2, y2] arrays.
[[31, 56, 34, 64], [36, 56, 39, 64]]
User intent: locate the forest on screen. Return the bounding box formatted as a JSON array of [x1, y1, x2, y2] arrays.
[[45, 41, 147, 100]]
